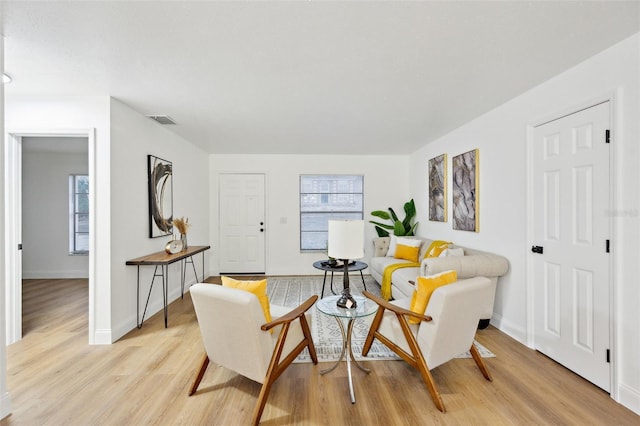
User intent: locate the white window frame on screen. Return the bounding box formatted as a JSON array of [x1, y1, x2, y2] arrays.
[[69, 174, 89, 255], [299, 174, 364, 252]]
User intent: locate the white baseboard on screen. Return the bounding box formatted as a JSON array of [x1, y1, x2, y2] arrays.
[[0, 391, 12, 420], [618, 383, 640, 415], [112, 319, 136, 343], [490, 312, 529, 347], [112, 279, 195, 342], [491, 314, 640, 416], [92, 329, 112, 345], [23, 271, 89, 279]]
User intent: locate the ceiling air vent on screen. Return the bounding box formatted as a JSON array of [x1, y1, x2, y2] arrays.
[[147, 115, 176, 125]]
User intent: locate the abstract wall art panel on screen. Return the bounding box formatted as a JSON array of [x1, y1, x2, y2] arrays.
[[428, 154, 447, 222], [452, 149, 479, 232], [148, 155, 173, 238]]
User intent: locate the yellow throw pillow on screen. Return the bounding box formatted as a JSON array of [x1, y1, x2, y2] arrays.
[[424, 240, 452, 259], [393, 237, 422, 262], [221, 276, 272, 324], [408, 270, 457, 324], [394, 244, 420, 262]]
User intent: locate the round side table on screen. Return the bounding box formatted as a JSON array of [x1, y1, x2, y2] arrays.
[[312, 260, 368, 297], [316, 295, 378, 404]]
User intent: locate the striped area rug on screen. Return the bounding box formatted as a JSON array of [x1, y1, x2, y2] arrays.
[[266, 275, 494, 363]]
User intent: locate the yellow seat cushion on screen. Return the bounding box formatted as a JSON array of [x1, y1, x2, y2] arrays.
[[221, 276, 272, 324], [408, 270, 457, 324]]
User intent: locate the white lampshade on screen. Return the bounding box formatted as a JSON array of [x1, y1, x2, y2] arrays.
[[328, 220, 364, 260]]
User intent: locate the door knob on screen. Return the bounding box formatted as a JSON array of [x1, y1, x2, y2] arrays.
[[531, 245, 544, 254]]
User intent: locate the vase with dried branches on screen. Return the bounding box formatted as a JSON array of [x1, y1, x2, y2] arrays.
[[173, 217, 190, 251]]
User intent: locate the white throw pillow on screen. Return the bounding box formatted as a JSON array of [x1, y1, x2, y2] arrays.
[[439, 248, 464, 257], [396, 237, 422, 248], [386, 235, 398, 257]]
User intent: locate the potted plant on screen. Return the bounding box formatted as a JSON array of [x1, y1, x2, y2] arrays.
[[370, 199, 418, 237]]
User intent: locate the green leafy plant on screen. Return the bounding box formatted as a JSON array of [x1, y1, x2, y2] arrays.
[[370, 199, 419, 237]]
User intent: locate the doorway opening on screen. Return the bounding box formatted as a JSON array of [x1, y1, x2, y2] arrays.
[[5, 130, 97, 345]]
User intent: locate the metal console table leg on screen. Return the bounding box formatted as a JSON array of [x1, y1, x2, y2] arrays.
[[180, 251, 207, 298], [137, 265, 169, 329], [181, 256, 199, 298]]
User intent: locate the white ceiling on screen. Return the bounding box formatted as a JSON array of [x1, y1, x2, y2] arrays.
[[3, 1, 639, 155]]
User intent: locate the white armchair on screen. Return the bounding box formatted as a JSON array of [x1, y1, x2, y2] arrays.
[[189, 283, 318, 425], [362, 276, 494, 412]]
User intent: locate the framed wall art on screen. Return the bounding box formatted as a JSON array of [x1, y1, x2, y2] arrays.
[[148, 155, 173, 238], [428, 153, 447, 222], [452, 149, 479, 232]]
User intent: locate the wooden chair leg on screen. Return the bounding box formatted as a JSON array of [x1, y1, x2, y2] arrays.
[[362, 307, 385, 356], [299, 314, 318, 364], [189, 354, 210, 396], [414, 352, 446, 412], [396, 315, 446, 413], [251, 323, 291, 425], [252, 379, 274, 426], [470, 343, 493, 381]]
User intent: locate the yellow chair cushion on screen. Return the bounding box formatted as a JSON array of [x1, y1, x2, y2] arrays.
[[221, 276, 272, 324], [424, 240, 452, 258], [408, 270, 457, 324]]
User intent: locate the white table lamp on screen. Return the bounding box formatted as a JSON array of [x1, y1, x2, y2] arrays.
[[328, 220, 364, 308]]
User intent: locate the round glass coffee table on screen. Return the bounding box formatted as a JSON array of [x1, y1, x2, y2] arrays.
[[316, 294, 378, 404]]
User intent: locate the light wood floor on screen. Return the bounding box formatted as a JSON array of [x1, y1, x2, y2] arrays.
[[3, 278, 638, 425]]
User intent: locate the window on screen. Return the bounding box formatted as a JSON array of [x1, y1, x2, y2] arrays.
[[69, 175, 89, 254], [300, 175, 364, 251]]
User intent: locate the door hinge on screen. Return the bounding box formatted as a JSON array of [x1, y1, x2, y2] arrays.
[[18, 243, 22, 250], [605, 129, 610, 144], [606, 239, 610, 253], [606, 349, 610, 363]]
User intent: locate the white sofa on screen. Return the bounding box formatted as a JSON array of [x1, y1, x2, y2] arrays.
[[369, 236, 509, 326]]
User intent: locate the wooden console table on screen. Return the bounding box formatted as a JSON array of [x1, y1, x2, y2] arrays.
[[126, 245, 210, 328]]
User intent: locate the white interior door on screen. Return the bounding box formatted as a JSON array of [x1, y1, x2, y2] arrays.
[[5, 135, 23, 344], [532, 101, 611, 391], [219, 173, 266, 274]]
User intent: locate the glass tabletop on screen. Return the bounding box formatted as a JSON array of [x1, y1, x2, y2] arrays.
[[316, 295, 378, 319]]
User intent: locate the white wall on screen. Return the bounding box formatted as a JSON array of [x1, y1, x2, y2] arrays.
[[22, 148, 89, 279], [5, 96, 210, 343], [5, 94, 111, 344], [209, 154, 410, 276], [408, 33, 640, 413], [0, 26, 13, 420], [110, 99, 210, 341]]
